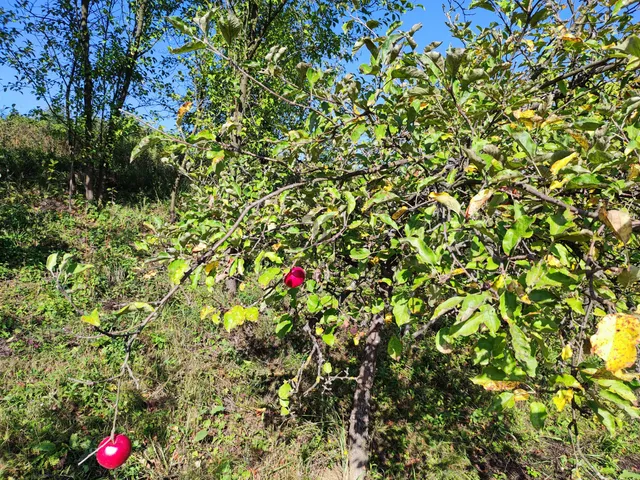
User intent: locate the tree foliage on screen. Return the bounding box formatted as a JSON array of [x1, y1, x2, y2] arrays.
[[53, 0, 640, 478]]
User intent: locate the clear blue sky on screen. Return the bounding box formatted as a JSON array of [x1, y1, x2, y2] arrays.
[[0, 3, 495, 120]]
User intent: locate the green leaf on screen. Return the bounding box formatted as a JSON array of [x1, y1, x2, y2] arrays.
[[130, 135, 160, 162], [565, 297, 585, 315], [34, 441, 57, 453], [449, 309, 486, 338], [168, 259, 189, 285], [322, 333, 336, 346], [343, 191, 356, 215], [588, 401, 617, 434], [457, 292, 489, 323], [393, 297, 412, 326], [431, 296, 464, 321], [478, 305, 501, 334], [167, 16, 194, 35], [362, 190, 398, 211], [223, 305, 245, 332], [46, 253, 58, 273], [502, 228, 520, 255], [351, 123, 367, 142], [512, 130, 536, 159], [194, 429, 209, 442], [509, 324, 538, 376], [435, 327, 453, 353], [275, 315, 293, 338], [307, 294, 322, 313], [388, 335, 402, 360], [170, 40, 206, 54], [350, 248, 371, 260], [530, 402, 547, 430], [217, 11, 242, 45], [565, 174, 603, 190], [322, 362, 333, 374], [81, 308, 100, 327], [278, 382, 292, 400], [400, 237, 437, 265], [311, 211, 338, 240], [115, 302, 155, 316], [617, 35, 640, 58], [258, 267, 281, 287]]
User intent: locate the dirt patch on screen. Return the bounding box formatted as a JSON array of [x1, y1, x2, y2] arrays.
[[619, 454, 640, 473], [0, 338, 12, 357]]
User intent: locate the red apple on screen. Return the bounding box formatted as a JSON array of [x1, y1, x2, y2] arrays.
[[96, 434, 131, 469], [284, 267, 305, 288]]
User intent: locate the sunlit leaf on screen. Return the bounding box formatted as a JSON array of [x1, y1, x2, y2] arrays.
[[81, 308, 100, 327], [429, 192, 461, 214], [590, 313, 640, 372]]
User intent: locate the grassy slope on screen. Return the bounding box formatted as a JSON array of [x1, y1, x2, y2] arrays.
[[1, 186, 639, 479]]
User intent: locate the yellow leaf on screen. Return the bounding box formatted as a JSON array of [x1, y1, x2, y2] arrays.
[[561, 33, 582, 43], [465, 188, 494, 218], [570, 132, 590, 150], [204, 261, 219, 275], [81, 308, 100, 327], [177, 101, 193, 123], [513, 389, 530, 402], [550, 178, 569, 190], [473, 379, 520, 391], [384, 313, 393, 325], [392, 206, 408, 220], [599, 208, 633, 244], [553, 389, 574, 411], [550, 152, 579, 175], [590, 313, 640, 372], [514, 109, 536, 120], [239, 282, 246, 291], [523, 39, 535, 52], [561, 344, 573, 361], [200, 305, 216, 321], [429, 192, 461, 215], [545, 255, 563, 268], [629, 164, 640, 180], [541, 114, 563, 128]]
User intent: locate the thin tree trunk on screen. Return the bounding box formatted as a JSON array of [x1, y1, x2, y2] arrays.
[[348, 314, 385, 480], [68, 159, 75, 210], [80, 0, 94, 201]]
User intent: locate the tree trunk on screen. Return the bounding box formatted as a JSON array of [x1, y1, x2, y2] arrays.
[[348, 314, 385, 480], [84, 169, 95, 201], [80, 0, 94, 201], [67, 160, 76, 210]]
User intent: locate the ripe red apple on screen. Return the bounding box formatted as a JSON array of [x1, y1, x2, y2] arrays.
[[284, 267, 305, 288], [96, 434, 131, 469]]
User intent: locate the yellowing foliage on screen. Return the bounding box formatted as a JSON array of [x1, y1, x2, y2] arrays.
[[590, 313, 640, 372]]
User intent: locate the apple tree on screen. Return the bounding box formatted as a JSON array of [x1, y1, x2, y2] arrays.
[[62, 1, 640, 478]]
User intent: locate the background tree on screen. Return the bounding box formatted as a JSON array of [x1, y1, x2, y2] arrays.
[[0, 0, 177, 201]]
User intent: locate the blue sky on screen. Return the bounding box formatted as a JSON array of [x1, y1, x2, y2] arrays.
[[0, 3, 495, 120]]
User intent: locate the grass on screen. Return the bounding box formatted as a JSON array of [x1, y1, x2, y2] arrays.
[[1, 185, 639, 479]]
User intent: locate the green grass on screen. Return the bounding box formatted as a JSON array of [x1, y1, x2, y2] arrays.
[[1, 186, 639, 479]]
